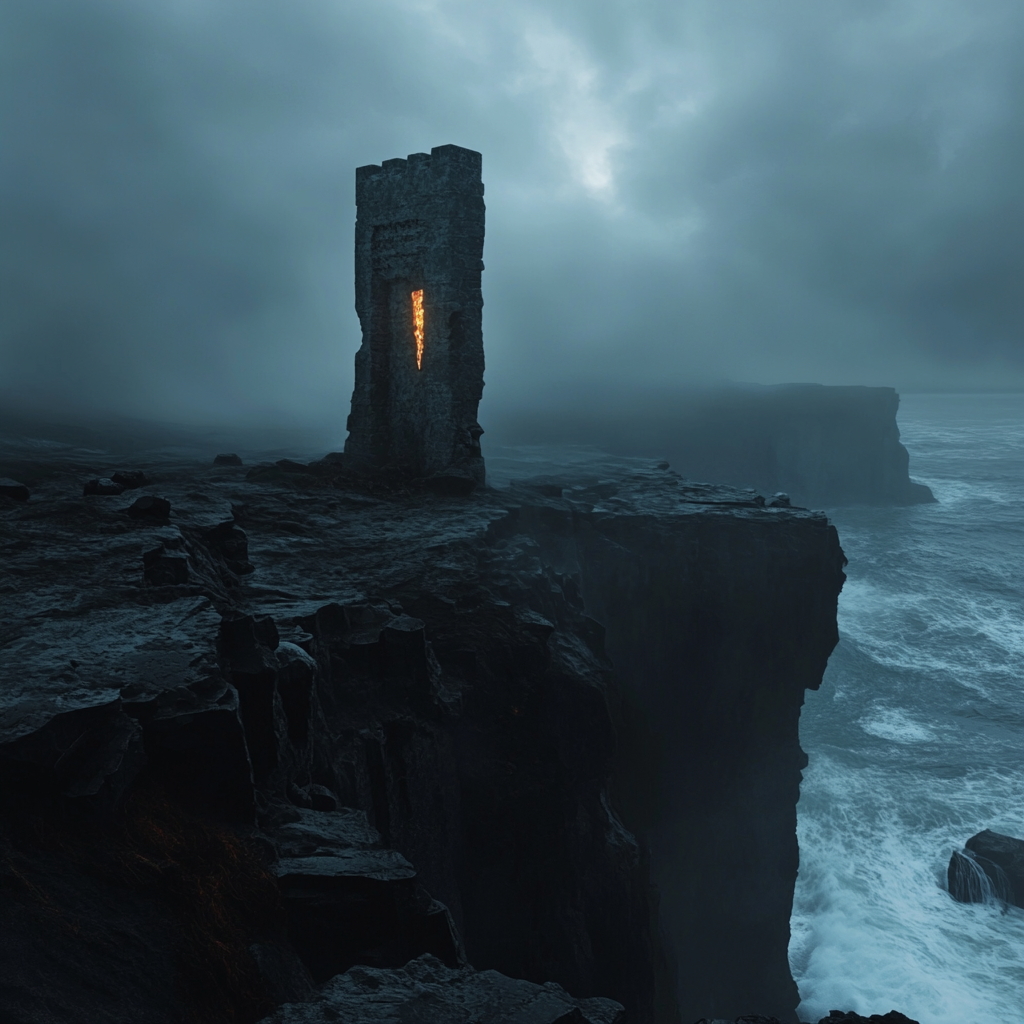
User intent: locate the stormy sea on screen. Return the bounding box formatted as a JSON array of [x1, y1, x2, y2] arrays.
[[789, 393, 1024, 1024], [488, 391, 1024, 1024]]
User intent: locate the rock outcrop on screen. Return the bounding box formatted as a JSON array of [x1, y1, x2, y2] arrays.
[[948, 829, 1024, 908], [0, 453, 845, 1023]]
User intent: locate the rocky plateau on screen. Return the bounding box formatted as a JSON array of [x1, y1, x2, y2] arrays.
[[0, 447, 851, 1023]]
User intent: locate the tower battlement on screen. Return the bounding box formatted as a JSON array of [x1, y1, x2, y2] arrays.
[[344, 144, 486, 491]]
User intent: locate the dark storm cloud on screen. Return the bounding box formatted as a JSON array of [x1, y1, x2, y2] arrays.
[[1, 0, 1022, 427]]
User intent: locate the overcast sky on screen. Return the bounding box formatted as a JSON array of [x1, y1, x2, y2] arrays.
[[2, 0, 1022, 429]]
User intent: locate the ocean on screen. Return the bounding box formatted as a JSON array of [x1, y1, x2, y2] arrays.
[[789, 393, 1024, 1024]]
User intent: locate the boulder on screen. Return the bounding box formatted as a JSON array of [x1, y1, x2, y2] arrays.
[[111, 470, 149, 489], [83, 477, 124, 496], [950, 829, 1024, 908], [257, 953, 625, 1024], [204, 519, 254, 575], [0, 477, 30, 501], [305, 784, 338, 812], [214, 453, 244, 466], [127, 495, 171, 520]]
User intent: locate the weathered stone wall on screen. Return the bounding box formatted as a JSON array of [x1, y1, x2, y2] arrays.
[[344, 145, 486, 490]]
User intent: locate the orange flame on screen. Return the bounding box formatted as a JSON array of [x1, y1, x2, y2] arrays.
[[411, 289, 424, 370]]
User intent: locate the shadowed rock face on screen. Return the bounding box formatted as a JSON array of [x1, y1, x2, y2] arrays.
[[0, 452, 845, 1024], [344, 145, 486, 491]]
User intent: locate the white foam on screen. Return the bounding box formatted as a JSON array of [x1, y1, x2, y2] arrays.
[[859, 706, 935, 743], [792, 754, 1024, 1024]]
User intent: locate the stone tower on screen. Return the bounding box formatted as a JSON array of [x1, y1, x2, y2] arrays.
[[343, 145, 485, 491]]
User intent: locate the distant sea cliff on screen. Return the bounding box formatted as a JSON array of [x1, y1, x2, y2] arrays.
[[488, 384, 935, 508]]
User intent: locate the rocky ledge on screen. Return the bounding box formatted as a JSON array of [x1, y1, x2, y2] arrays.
[[1, 453, 847, 1023]]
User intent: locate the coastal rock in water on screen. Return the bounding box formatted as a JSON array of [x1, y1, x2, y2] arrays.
[[214, 453, 244, 466], [949, 829, 1024, 908], [257, 953, 625, 1024]]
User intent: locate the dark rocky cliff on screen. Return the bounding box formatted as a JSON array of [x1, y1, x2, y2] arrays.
[[487, 384, 934, 508], [0, 454, 844, 1023]]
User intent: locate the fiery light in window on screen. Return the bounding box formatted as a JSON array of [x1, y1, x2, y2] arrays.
[[411, 289, 424, 370]]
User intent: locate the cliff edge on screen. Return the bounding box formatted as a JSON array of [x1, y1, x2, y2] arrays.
[[0, 454, 844, 1023]]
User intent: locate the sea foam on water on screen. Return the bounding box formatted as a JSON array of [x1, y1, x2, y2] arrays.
[[791, 393, 1024, 1024]]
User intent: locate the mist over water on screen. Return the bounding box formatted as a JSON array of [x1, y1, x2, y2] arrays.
[[791, 393, 1024, 1024]]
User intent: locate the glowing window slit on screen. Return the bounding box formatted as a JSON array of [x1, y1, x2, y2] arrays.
[[412, 289, 424, 370]]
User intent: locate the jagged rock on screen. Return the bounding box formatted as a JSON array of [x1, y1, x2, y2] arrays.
[[276, 643, 317, 748], [127, 494, 171, 520], [83, 477, 124, 496], [257, 954, 625, 1024], [0, 697, 144, 811], [204, 519, 255, 574], [125, 675, 255, 823], [305, 784, 338, 812], [274, 849, 459, 982], [112, 470, 149, 489], [270, 807, 383, 857], [214, 453, 244, 466], [768, 492, 791, 507], [289, 782, 314, 808], [1, 452, 846, 1024], [0, 477, 30, 501], [949, 829, 1024, 907]]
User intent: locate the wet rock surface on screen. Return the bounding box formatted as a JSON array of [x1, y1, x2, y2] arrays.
[[948, 829, 1024, 907], [0, 451, 848, 1023]]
